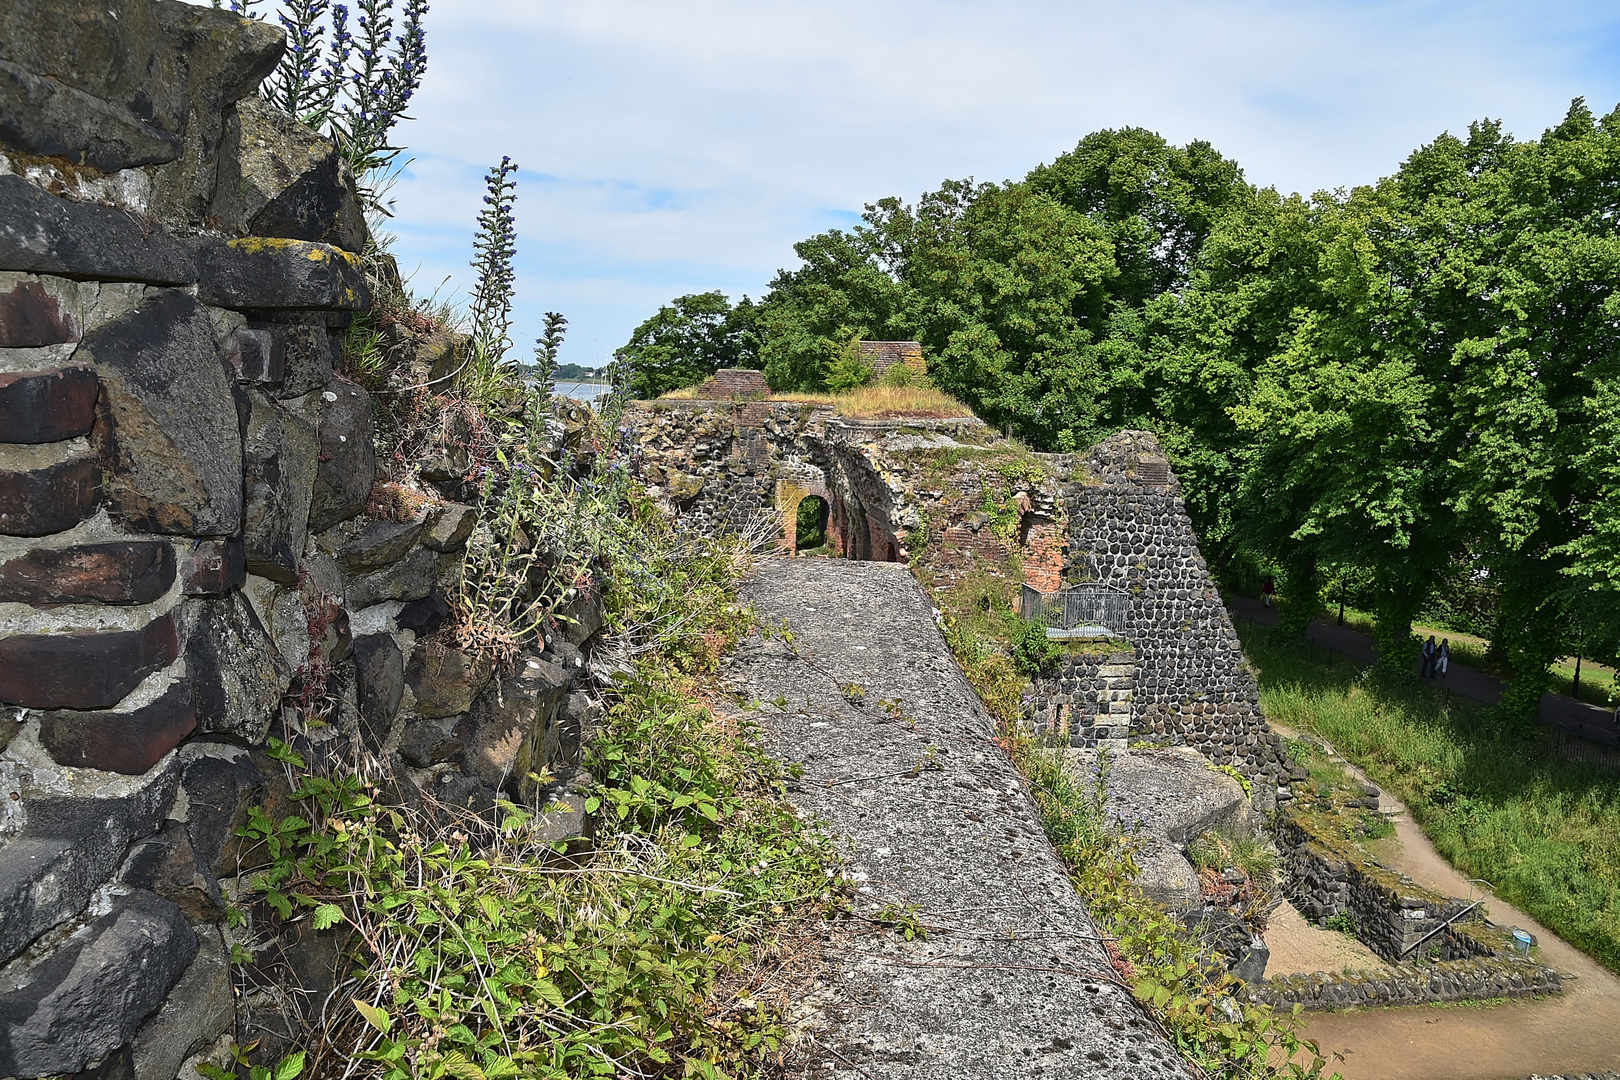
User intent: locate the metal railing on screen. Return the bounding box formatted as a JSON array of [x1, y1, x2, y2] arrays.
[[1020, 583, 1129, 638]]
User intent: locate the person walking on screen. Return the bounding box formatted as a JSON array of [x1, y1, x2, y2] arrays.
[[1262, 578, 1276, 608], [1420, 635, 1437, 679], [1437, 639, 1450, 678]]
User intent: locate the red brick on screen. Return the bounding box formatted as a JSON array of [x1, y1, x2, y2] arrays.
[[181, 538, 245, 596], [0, 279, 77, 348], [0, 368, 99, 443], [0, 453, 101, 536], [0, 541, 175, 606], [38, 677, 196, 775], [0, 614, 179, 710]]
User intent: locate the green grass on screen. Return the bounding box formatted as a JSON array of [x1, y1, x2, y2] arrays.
[[1331, 605, 1618, 708], [1240, 625, 1620, 976]]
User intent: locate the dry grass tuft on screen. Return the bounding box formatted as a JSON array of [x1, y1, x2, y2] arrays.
[[657, 382, 975, 420]]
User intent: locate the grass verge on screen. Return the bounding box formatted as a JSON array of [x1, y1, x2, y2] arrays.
[[236, 540, 841, 1080], [1239, 624, 1620, 976]]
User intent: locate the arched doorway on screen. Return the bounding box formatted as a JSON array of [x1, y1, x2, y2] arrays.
[[795, 495, 830, 553]]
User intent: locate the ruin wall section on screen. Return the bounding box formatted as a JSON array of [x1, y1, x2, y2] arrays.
[[1054, 431, 1286, 788], [0, 5, 600, 1076]]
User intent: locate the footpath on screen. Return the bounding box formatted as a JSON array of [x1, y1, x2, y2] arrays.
[[727, 560, 1184, 1080], [1228, 597, 1618, 749], [1275, 723, 1620, 1080]]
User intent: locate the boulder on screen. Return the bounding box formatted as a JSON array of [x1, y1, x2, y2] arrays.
[[0, 540, 173, 607], [180, 537, 245, 597], [397, 718, 463, 769], [0, 0, 283, 224], [79, 289, 243, 536], [194, 237, 369, 311], [1063, 746, 1255, 911], [0, 614, 179, 710], [0, 443, 103, 536], [117, 819, 224, 923], [241, 389, 318, 583], [245, 312, 339, 398], [38, 673, 196, 775], [406, 646, 495, 720], [560, 583, 605, 647], [177, 743, 285, 878], [344, 545, 455, 610], [352, 632, 404, 748], [420, 502, 477, 552], [184, 591, 291, 744], [0, 175, 196, 284], [130, 928, 233, 1080], [460, 656, 570, 788], [0, 56, 184, 170], [211, 95, 364, 252], [397, 591, 451, 637], [0, 890, 197, 1078], [223, 324, 285, 385], [0, 366, 99, 443], [306, 376, 376, 531], [341, 518, 425, 572], [0, 275, 81, 347], [0, 749, 179, 965]]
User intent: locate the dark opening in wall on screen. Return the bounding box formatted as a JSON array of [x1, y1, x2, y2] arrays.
[[796, 495, 829, 552]]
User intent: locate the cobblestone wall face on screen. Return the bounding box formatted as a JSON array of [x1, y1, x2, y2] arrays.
[[1059, 431, 1285, 782]]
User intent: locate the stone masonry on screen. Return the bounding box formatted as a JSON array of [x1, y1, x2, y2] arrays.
[[629, 403, 1285, 792], [1055, 431, 1287, 788], [0, 5, 601, 1076]]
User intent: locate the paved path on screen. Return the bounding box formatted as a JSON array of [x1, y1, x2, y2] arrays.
[[1228, 597, 1619, 747], [730, 560, 1186, 1080], [1265, 725, 1620, 1080]]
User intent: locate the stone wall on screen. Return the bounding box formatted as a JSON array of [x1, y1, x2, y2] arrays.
[[1244, 956, 1563, 1012], [0, 5, 599, 1077], [1024, 647, 1136, 749], [1055, 431, 1286, 784], [627, 406, 1283, 788], [1276, 810, 1491, 963]]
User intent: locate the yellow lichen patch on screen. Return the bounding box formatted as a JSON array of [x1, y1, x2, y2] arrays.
[[227, 235, 319, 255]]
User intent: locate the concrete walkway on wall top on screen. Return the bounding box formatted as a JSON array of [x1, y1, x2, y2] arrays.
[[729, 560, 1185, 1080]]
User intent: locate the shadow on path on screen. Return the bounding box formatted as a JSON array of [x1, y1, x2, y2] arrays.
[[1227, 595, 1620, 750]]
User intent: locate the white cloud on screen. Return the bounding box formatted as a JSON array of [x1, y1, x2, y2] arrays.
[[380, 0, 1620, 367]]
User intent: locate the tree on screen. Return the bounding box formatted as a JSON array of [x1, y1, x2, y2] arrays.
[[612, 291, 760, 399], [757, 230, 919, 391]]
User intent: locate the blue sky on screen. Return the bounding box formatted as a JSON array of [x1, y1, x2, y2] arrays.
[[379, 0, 1620, 370]]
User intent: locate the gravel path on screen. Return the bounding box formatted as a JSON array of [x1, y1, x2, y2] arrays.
[[731, 559, 1188, 1080]]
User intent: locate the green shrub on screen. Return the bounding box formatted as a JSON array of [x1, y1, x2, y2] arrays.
[[1009, 616, 1061, 676]]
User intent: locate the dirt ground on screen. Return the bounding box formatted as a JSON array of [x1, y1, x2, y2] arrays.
[[1265, 726, 1620, 1080], [1264, 899, 1392, 979]]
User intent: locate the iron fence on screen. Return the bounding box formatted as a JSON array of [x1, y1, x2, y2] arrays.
[[1020, 583, 1129, 637]]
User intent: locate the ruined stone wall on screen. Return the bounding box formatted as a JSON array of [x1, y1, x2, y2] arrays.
[[626, 405, 1281, 785], [0, 5, 598, 1077], [1024, 647, 1136, 748], [1058, 431, 1286, 784]]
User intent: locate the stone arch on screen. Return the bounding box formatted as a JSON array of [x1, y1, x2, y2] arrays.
[[775, 473, 833, 555]]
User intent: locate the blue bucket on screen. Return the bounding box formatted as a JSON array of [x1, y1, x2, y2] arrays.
[[1512, 929, 1535, 955]]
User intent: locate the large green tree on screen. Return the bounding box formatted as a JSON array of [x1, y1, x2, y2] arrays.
[[611, 291, 760, 399]]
